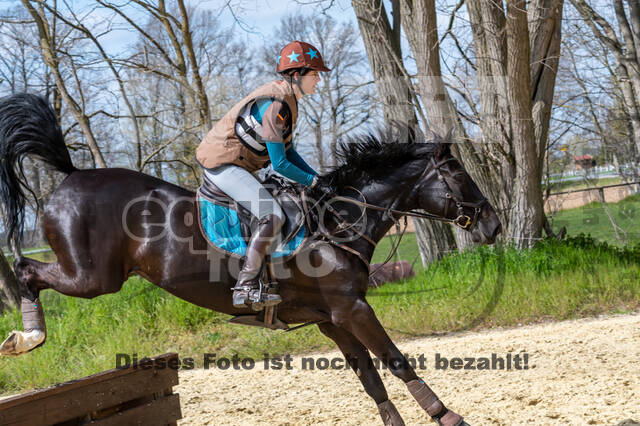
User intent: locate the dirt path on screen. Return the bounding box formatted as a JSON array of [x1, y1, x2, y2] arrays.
[[176, 313, 640, 425]]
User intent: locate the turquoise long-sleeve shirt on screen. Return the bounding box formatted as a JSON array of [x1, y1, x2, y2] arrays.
[[250, 99, 317, 186]]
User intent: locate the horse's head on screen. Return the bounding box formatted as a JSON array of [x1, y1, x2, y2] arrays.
[[327, 127, 501, 244], [411, 138, 501, 244]]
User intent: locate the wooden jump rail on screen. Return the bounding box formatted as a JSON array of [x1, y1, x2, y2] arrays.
[[0, 353, 182, 426]]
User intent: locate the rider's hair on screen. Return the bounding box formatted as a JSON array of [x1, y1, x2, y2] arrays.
[[279, 67, 311, 81]]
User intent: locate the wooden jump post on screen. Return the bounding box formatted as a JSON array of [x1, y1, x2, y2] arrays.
[[0, 353, 182, 425]]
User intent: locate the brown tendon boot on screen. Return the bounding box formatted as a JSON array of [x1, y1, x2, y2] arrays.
[[406, 378, 465, 426], [232, 214, 284, 308]]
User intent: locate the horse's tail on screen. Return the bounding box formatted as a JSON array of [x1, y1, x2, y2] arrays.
[[0, 93, 77, 252]]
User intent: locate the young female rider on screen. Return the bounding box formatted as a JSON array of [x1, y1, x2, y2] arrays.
[[196, 41, 335, 309]]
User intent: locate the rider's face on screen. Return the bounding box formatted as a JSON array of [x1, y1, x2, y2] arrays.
[[299, 71, 321, 95]]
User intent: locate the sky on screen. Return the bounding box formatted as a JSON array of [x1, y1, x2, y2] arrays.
[[0, 0, 449, 77], [212, 0, 356, 43], [41, 0, 360, 55], [0, 0, 358, 54]]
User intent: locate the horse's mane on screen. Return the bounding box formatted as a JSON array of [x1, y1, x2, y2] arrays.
[[325, 126, 451, 190]]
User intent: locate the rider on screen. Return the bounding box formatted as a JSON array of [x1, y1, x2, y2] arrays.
[[196, 41, 335, 309]]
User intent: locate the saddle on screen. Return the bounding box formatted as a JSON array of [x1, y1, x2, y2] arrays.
[[197, 173, 309, 261], [197, 174, 312, 331], [196, 174, 367, 331]]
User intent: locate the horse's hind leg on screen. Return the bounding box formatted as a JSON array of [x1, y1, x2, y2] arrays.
[[0, 255, 125, 356], [0, 257, 49, 356], [318, 322, 405, 426], [332, 299, 468, 426]]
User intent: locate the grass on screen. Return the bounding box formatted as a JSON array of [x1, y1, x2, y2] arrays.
[[0, 195, 639, 395], [549, 193, 640, 246], [543, 176, 624, 193], [372, 232, 422, 270], [371, 236, 640, 334], [374, 193, 640, 263]]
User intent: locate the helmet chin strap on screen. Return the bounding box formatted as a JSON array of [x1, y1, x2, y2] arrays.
[[289, 72, 305, 96]]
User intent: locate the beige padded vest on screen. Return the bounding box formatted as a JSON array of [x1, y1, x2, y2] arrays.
[[196, 80, 298, 172]]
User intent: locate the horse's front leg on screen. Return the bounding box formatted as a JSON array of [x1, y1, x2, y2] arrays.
[[318, 322, 405, 426], [332, 298, 467, 426]]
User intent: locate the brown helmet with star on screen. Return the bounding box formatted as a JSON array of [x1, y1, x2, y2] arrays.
[[276, 41, 331, 74]]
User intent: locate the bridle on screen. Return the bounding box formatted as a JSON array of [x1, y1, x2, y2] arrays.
[[328, 156, 488, 234], [418, 156, 488, 231]]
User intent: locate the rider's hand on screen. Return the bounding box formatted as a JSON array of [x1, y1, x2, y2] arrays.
[[311, 175, 336, 199]]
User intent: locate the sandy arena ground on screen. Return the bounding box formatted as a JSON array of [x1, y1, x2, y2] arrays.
[[175, 313, 640, 425]]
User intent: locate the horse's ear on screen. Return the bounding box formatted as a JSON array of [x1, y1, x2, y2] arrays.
[[444, 128, 455, 143], [408, 123, 426, 144], [442, 129, 454, 155], [428, 128, 454, 157], [388, 120, 425, 144]]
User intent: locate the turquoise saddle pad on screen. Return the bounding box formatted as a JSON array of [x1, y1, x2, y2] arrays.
[[198, 196, 306, 258]]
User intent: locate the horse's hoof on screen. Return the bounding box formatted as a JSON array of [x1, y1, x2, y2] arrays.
[[436, 410, 468, 426], [0, 329, 45, 356]]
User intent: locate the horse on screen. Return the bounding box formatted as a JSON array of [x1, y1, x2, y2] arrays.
[[0, 94, 501, 426]]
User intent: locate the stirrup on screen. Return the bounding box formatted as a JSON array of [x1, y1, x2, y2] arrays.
[[232, 285, 253, 309], [232, 281, 281, 310]]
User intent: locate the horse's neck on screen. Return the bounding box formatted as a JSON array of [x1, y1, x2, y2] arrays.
[[339, 182, 414, 263]]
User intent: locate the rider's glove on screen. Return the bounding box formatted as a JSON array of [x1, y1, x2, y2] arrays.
[[310, 175, 337, 199]]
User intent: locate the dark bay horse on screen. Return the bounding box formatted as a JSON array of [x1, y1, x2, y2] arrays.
[[0, 94, 501, 426]]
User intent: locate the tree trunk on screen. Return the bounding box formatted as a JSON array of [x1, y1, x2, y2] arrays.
[[529, 0, 565, 172], [352, 0, 456, 265], [177, 0, 211, 132], [464, 0, 562, 248], [412, 216, 457, 265], [314, 124, 326, 172], [466, 0, 517, 235], [400, 0, 483, 250], [31, 163, 46, 246], [351, 0, 417, 128], [506, 0, 545, 247], [0, 252, 20, 313]]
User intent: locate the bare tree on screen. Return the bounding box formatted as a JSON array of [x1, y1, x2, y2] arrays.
[[0, 252, 20, 312], [565, 0, 640, 183], [427, 0, 564, 248], [351, 0, 458, 265], [36, 2, 147, 171], [0, 8, 62, 249], [399, 0, 478, 249], [348, 0, 565, 249], [20, 0, 108, 168], [95, 1, 241, 187], [97, 0, 212, 131], [7, 0, 244, 188], [570, 0, 640, 156]]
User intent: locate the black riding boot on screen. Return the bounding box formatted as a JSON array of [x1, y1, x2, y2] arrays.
[[232, 214, 284, 309]]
